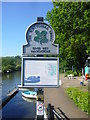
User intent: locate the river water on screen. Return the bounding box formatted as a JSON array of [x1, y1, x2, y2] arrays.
[[2, 71, 21, 99], [1, 71, 36, 119]]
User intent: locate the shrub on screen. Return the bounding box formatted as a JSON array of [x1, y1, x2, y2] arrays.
[[73, 71, 78, 76], [65, 70, 74, 77], [65, 70, 79, 77]]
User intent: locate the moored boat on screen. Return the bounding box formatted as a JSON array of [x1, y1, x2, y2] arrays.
[[21, 91, 37, 99]]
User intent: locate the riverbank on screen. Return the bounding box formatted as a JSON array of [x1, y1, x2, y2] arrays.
[[0, 88, 18, 109], [2, 71, 20, 99]]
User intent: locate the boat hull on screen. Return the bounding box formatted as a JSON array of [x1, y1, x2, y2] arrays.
[[21, 91, 37, 99]]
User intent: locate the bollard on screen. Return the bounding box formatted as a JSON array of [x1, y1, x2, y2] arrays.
[[48, 104, 54, 120], [51, 106, 54, 120], [48, 104, 51, 120]]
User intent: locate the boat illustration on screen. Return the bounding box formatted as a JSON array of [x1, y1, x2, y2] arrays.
[[25, 76, 40, 83]]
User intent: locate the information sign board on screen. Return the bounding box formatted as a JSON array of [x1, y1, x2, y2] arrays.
[[21, 57, 59, 87]]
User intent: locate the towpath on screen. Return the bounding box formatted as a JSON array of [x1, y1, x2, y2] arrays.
[[44, 74, 89, 119]]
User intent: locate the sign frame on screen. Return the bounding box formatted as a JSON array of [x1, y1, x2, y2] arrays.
[[21, 57, 59, 88]]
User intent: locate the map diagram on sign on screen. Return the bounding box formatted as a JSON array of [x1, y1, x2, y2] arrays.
[[24, 59, 58, 86], [47, 64, 56, 76]]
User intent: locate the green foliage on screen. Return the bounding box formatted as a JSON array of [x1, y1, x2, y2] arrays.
[[64, 70, 78, 77], [73, 71, 78, 76], [45, 2, 90, 72], [65, 70, 74, 77], [2, 56, 21, 73], [66, 87, 89, 114], [2, 65, 14, 72], [15, 64, 21, 71]]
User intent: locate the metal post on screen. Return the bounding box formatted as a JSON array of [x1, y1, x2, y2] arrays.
[[51, 106, 54, 120], [48, 104, 54, 120], [48, 104, 51, 119]]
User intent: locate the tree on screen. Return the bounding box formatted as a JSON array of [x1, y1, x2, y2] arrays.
[[46, 2, 90, 72], [2, 56, 21, 73]]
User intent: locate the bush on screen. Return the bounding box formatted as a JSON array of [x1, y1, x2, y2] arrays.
[[65, 70, 74, 77], [73, 71, 78, 76], [66, 87, 89, 114], [65, 70, 78, 77]]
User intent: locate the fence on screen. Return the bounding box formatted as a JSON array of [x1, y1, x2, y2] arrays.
[[47, 104, 70, 120]]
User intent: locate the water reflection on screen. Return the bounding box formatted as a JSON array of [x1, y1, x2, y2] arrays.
[[2, 71, 21, 98], [2, 73, 14, 80], [22, 96, 36, 103], [2, 91, 36, 118], [2, 72, 36, 119], [2, 71, 20, 80]]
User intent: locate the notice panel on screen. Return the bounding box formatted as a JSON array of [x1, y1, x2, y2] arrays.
[[22, 57, 59, 87]]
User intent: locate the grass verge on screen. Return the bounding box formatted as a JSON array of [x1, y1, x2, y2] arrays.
[[66, 87, 90, 114]]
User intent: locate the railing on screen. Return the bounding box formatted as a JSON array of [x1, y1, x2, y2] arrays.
[[47, 104, 70, 120]]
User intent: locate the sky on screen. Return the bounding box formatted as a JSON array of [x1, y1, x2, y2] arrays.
[[1, 2, 53, 57]]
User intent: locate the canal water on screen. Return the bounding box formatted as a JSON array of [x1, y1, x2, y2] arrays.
[[1, 71, 36, 119]]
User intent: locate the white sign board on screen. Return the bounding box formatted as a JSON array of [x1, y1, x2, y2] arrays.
[[21, 57, 59, 87], [37, 101, 44, 116]]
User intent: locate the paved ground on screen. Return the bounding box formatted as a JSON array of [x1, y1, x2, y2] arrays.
[[44, 74, 89, 119], [60, 74, 88, 89]]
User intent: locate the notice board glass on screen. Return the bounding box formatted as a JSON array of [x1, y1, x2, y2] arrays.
[[22, 57, 59, 87]]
